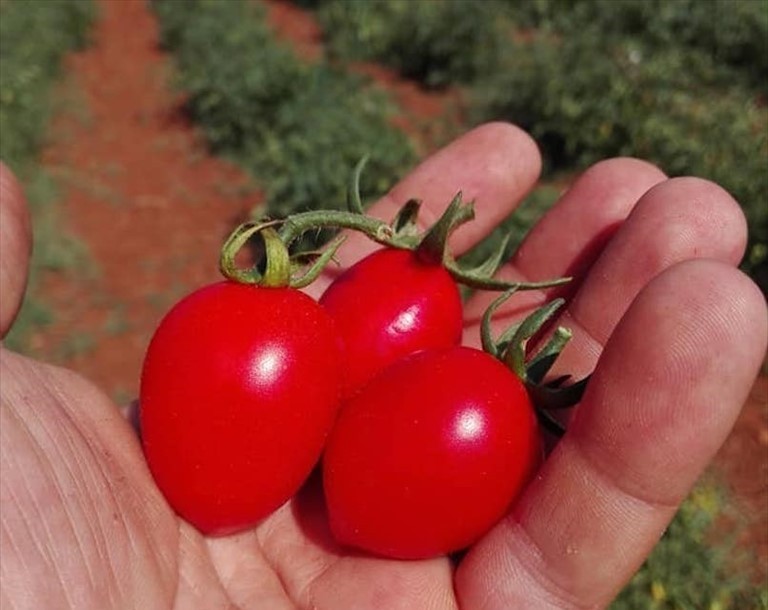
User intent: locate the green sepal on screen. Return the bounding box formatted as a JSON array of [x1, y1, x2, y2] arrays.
[[528, 375, 590, 411], [526, 326, 573, 384], [507, 300, 591, 414], [290, 235, 346, 289], [494, 322, 523, 358], [503, 298, 566, 379], [347, 155, 369, 215], [443, 257, 573, 292], [478, 290, 591, 435], [416, 191, 475, 265], [219, 220, 342, 289], [460, 232, 514, 279], [480, 287, 520, 357]]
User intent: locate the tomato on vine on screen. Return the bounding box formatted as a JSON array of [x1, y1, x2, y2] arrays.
[[266, 159, 572, 399], [140, 227, 344, 535], [322, 286, 589, 560], [317, 187, 527, 397], [320, 247, 463, 396], [139, 159, 580, 539], [322, 346, 542, 560]]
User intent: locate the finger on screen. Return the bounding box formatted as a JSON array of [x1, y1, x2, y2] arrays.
[[0, 163, 32, 338], [310, 122, 541, 295], [463, 157, 667, 327], [539, 177, 748, 380], [514, 159, 667, 286], [464, 178, 749, 378], [456, 260, 768, 609]]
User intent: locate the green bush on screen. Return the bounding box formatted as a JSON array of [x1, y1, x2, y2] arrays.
[[0, 0, 97, 353], [613, 483, 766, 610], [0, 0, 96, 169], [502, 0, 768, 94], [469, 20, 767, 290], [153, 0, 415, 228], [154, 0, 306, 152], [316, 0, 503, 88], [240, 65, 418, 218]]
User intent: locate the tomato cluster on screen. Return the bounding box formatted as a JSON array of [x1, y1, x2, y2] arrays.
[[139, 192, 577, 558]]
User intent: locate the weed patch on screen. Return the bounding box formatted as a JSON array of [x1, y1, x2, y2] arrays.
[[152, 0, 416, 243], [0, 0, 97, 352]]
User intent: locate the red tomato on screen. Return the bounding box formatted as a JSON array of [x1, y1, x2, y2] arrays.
[[140, 281, 342, 535], [320, 248, 463, 396], [323, 346, 541, 559]]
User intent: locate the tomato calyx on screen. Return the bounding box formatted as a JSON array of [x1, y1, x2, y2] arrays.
[[415, 191, 475, 265], [481, 288, 590, 437], [219, 221, 345, 288], [351, 159, 572, 293]]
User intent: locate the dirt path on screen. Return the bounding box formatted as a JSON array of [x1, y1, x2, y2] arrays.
[[35, 0, 260, 401]]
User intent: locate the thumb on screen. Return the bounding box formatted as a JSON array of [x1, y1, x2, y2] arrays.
[[0, 162, 32, 338]]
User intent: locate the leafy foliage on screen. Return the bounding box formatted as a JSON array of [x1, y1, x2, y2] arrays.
[[316, 0, 502, 88], [469, 5, 767, 289], [152, 0, 415, 228], [0, 0, 97, 352], [612, 483, 766, 610], [153, 0, 306, 152], [0, 0, 96, 169], [503, 0, 768, 94]]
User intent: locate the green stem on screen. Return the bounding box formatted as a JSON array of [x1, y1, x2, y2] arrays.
[[290, 236, 346, 288], [444, 258, 572, 292], [503, 298, 566, 380], [220, 220, 290, 286], [276, 209, 418, 250], [274, 208, 573, 291], [347, 155, 369, 214]]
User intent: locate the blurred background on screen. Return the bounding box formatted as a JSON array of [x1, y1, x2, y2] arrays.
[[1, 0, 766, 606]]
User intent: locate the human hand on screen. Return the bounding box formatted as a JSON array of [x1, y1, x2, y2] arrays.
[[2, 123, 766, 610]]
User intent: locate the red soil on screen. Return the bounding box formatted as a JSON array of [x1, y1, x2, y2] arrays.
[[35, 0, 261, 398], [24, 0, 768, 582], [714, 374, 768, 579]]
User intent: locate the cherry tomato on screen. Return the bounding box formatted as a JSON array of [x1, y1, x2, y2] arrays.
[[323, 346, 541, 559], [140, 281, 342, 535], [320, 248, 462, 396]]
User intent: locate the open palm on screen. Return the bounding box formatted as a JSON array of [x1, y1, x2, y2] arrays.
[[2, 124, 765, 610]]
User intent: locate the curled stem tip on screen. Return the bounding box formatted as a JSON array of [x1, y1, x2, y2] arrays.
[[219, 222, 294, 287]]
